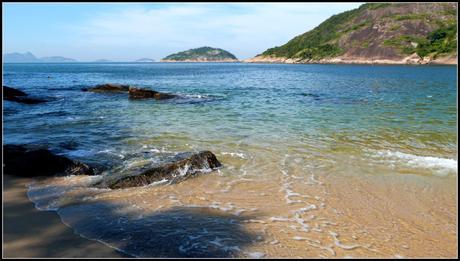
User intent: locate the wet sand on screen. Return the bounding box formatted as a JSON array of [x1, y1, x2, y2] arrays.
[[3, 159, 458, 258], [3, 174, 126, 258]]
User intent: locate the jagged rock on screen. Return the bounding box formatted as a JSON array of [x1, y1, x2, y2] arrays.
[[3, 144, 95, 177], [84, 83, 130, 93], [3, 86, 48, 104], [128, 87, 176, 100], [100, 151, 222, 189]]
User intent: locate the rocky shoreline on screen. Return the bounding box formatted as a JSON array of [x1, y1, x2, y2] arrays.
[[4, 143, 222, 189], [243, 54, 457, 65]]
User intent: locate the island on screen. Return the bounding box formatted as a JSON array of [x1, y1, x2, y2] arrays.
[[93, 59, 112, 63], [134, 58, 155, 63], [161, 47, 239, 62]]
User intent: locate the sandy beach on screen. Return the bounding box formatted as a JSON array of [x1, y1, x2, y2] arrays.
[[3, 174, 126, 258]]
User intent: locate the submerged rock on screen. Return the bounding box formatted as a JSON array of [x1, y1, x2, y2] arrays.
[[4, 144, 95, 177], [100, 151, 222, 189], [3, 86, 48, 104], [84, 83, 130, 93], [128, 87, 176, 100]]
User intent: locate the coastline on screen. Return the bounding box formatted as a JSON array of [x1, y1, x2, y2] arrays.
[[3, 174, 126, 258], [243, 54, 458, 65]]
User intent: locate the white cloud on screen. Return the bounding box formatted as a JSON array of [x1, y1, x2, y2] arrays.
[[70, 3, 363, 61]]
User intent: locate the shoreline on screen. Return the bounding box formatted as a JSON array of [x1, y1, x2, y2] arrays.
[[243, 53, 457, 65], [3, 174, 127, 258]]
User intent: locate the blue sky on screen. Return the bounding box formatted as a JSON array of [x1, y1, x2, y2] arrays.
[[3, 3, 363, 61]]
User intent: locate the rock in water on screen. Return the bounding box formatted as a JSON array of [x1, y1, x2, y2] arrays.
[[4, 144, 95, 177], [4, 86, 27, 97], [102, 151, 222, 189], [128, 87, 176, 100], [84, 83, 130, 92], [5, 96, 48, 104], [3, 86, 48, 104]]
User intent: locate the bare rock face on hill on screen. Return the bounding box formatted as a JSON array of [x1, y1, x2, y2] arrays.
[[97, 151, 222, 189], [247, 3, 457, 64]]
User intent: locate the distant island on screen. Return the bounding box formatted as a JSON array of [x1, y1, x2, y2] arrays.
[[245, 3, 457, 65], [161, 47, 239, 62], [134, 58, 155, 63], [94, 59, 112, 63], [3, 52, 77, 63], [40, 56, 77, 62]]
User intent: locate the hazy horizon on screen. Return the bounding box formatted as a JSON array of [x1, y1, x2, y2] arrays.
[[3, 3, 363, 61]]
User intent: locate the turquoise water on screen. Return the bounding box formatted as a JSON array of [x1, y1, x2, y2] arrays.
[[3, 63, 458, 257], [4, 63, 457, 170]]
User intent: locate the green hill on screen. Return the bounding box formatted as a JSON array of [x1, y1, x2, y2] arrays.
[[248, 3, 457, 64], [161, 47, 238, 62]]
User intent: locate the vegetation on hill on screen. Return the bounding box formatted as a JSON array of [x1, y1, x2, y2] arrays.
[[162, 47, 238, 61], [259, 3, 457, 61]]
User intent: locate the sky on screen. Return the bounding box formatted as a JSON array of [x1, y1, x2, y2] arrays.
[[3, 3, 363, 61]]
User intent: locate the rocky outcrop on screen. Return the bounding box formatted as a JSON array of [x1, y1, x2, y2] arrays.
[[83, 84, 176, 100], [3, 86, 48, 104], [128, 87, 176, 100], [4, 144, 95, 177], [98, 151, 222, 189], [83, 83, 130, 93]]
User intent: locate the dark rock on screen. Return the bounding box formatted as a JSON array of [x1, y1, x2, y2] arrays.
[[5, 96, 48, 104], [128, 87, 176, 100], [3, 86, 27, 97], [3, 86, 48, 104], [85, 83, 130, 93], [100, 151, 222, 189], [4, 144, 95, 177]]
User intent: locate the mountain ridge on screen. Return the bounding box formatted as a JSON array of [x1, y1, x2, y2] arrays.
[[3, 52, 77, 63]]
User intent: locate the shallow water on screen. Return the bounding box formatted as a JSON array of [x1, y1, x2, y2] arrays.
[[4, 62, 458, 257]]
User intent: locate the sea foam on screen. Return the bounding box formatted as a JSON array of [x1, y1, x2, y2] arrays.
[[373, 150, 457, 176]]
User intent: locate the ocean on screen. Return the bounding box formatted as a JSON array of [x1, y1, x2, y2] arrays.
[[3, 62, 458, 257]]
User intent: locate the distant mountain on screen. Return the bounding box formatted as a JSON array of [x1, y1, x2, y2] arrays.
[[3, 52, 39, 63], [40, 56, 77, 62], [135, 58, 155, 63], [161, 47, 239, 62], [3, 52, 78, 63], [246, 3, 457, 64]]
